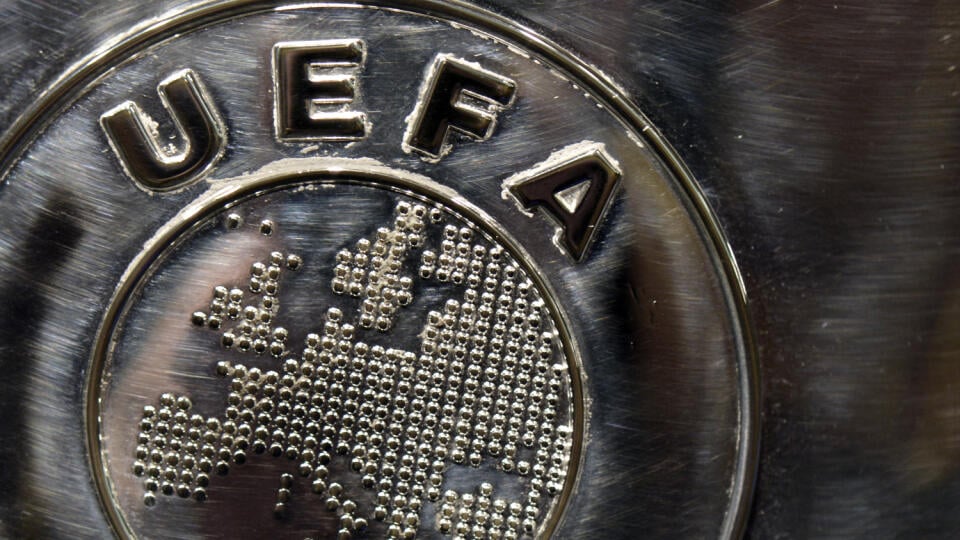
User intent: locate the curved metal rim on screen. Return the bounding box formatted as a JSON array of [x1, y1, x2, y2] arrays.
[[86, 160, 586, 540], [0, 1, 760, 538]]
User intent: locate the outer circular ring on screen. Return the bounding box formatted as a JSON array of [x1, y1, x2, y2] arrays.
[[0, 2, 758, 538]]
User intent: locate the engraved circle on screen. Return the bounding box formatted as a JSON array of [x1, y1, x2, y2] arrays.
[[0, 2, 764, 539], [91, 167, 582, 540]]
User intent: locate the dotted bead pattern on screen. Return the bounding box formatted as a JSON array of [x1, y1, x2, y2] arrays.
[[132, 200, 574, 539]]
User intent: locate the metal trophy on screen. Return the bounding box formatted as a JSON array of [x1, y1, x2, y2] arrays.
[[0, 1, 954, 538]]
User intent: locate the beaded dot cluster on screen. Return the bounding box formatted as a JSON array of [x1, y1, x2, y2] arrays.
[[131, 198, 575, 539]]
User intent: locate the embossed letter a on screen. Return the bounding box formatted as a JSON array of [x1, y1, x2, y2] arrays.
[[504, 143, 621, 261], [100, 69, 226, 192]]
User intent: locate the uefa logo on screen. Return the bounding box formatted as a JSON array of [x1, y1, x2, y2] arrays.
[[0, 2, 755, 539]]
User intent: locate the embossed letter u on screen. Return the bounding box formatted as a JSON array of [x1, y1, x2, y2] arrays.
[[100, 69, 226, 192]]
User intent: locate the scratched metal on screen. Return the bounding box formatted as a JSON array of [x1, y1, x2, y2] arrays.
[[99, 177, 582, 539], [0, 3, 752, 540], [2, 1, 955, 539]]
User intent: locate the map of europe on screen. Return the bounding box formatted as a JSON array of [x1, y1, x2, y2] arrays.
[[130, 198, 574, 539]]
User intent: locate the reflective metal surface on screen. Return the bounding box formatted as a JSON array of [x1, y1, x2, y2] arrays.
[[95, 168, 583, 539], [0, 1, 956, 539], [0, 3, 752, 538]]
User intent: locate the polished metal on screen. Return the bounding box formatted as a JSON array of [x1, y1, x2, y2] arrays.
[[93, 165, 584, 539], [503, 143, 622, 261], [1, 1, 954, 539], [100, 68, 227, 191], [273, 39, 368, 141], [402, 54, 517, 161], [0, 4, 752, 538]]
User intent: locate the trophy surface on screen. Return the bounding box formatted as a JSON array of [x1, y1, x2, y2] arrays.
[[0, 2, 956, 539]]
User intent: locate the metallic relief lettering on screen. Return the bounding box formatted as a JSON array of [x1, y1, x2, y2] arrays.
[[130, 198, 574, 539], [100, 69, 226, 191], [403, 55, 517, 161], [274, 39, 368, 140], [504, 142, 622, 261]]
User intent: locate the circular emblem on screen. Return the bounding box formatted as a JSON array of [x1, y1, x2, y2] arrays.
[[95, 165, 581, 539], [0, 2, 756, 539]]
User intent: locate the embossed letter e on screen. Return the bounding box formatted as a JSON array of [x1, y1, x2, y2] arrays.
[[273, 39, 367, 141], [100, 69, 226, 192]]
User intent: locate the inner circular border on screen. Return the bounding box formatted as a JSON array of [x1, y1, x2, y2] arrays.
[[0, 2, 759, 538], [88, 159, 586, 540]]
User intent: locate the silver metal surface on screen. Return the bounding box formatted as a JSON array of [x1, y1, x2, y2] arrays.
[[0, 1, 955, 539], [0, 3, 752, 539], [96, 168, 582, 539]]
